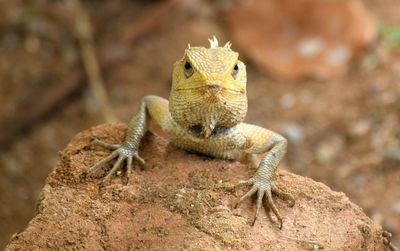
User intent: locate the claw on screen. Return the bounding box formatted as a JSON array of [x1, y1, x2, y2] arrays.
[[252, 189, 264, 226], [265, 189, 283, 229], [263, 200, 274, 222], [383, 231, 398, 251], [134, 153, 146, 167], [126, 156, 133, 178], [87, 137, 146, 182], [235, 176, 294, 228]]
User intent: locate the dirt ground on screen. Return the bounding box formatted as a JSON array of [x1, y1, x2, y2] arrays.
[[0, 0, 399, 249]]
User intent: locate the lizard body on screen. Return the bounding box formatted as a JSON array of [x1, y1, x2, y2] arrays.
[[88, 36, 294, 227]]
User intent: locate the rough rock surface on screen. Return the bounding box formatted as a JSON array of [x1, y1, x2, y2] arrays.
[[6, 124, 384, 250]]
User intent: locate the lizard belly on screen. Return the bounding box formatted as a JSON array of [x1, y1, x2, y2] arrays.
[[164, 118, 247, 159]]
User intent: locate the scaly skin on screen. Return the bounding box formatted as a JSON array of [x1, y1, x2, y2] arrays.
[[88, 36, 295, 227]]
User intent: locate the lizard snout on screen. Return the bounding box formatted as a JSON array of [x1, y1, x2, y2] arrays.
[[207, 84, 221, 93]]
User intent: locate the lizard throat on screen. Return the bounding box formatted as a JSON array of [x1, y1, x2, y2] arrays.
[[169, 93, 248, 138]]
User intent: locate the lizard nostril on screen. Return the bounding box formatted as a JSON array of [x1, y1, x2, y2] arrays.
[[207, 84, 221, 90]]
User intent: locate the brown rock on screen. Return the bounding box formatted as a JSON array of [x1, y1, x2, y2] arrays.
[[6, 124, 384, 250], [225, 0, 376, 80]]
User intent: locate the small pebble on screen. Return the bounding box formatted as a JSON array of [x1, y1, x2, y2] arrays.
[[281, 123, 304, 143], [349, 119, 371, 136], [280, 93, 296, 109], [325, 45, 350, 66], [296, 37, 324, 57], [316, 136, 344, 164]]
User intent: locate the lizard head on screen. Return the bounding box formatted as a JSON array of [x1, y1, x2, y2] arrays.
[[169, 36, 248, 138]]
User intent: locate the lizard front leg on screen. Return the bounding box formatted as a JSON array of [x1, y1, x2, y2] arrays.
[[235, 123, 295, 228], [87, 95, 169, 182]]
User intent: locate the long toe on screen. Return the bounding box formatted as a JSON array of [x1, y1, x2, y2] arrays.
[[252, 189, 264, 225], [133, 153, 145, 167], [237, 178, 255, 187], [102, 155, 125, 183], [92, 139, 121, 150], [126, 157, 133, 178], [265, 189, 283, 229], [235, 185, 257, 208], [272, 186, 295, 207], [88, 150, 119, 174]]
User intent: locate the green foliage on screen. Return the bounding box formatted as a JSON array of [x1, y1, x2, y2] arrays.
[[378, 23, 400, 49]]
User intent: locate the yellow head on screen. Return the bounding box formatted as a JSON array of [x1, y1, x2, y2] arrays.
[[169, 36, 248, 138]]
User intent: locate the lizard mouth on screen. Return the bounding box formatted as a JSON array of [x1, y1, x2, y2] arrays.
[[205, 84, 223, 101], [175, 85, 244, 94]]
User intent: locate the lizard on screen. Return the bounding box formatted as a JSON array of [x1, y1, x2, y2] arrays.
[[87, 36, 295, 228]]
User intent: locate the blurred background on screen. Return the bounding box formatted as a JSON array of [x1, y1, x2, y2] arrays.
[[0, 0, 399, 248]]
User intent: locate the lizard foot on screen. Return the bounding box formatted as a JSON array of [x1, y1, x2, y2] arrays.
[[383, 230, 398, 251], [234, 176, 294, 228], [87, 139, 145, 183]]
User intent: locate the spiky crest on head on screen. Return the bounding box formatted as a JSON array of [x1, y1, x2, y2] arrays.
[[208, 35, 219, 48], [224, 41, 232, 49], [207, 35, 232, 49], [186, 36, 232, 50]]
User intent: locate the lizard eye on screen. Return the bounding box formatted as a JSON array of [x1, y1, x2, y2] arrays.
[[232, 63, 239, 79], [184, 61, 194, 78]]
